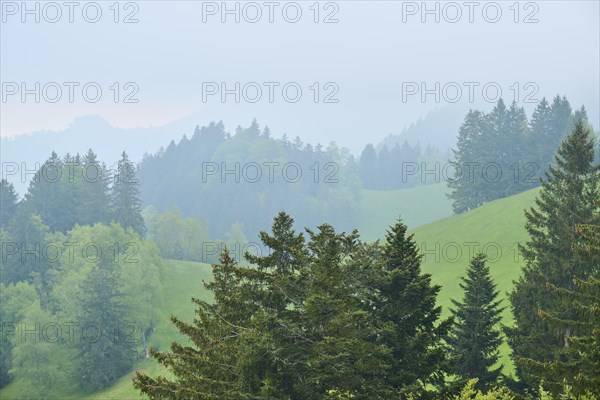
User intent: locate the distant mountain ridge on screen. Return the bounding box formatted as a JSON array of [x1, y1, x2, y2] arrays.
[[1, 105, 467, 195], [1, 115, 199, 194], [376, 105, 466, 152]]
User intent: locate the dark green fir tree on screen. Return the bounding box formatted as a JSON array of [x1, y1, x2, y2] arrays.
[[112, 151, 146, 237], [447, 253, 504, 390], [375, 218, 453, 398], [506, 121, 600, 395]]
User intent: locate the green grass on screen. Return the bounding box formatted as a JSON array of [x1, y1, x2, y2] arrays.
[[357, 183, 453, 242], [412, 187, 541, 376], [357, 186, 540, 375], [360, 187, 539, 320]]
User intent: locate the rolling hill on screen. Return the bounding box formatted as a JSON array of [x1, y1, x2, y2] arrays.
[[411, 187, 540, 374], [357, 182, 454, 242]]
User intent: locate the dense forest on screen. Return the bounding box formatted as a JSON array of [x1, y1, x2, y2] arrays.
[[138, 120, 362, 238], [447, 96, 595, 213]]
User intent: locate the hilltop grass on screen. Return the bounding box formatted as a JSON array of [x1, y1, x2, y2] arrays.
[[357, 186, 540, 376], [412, 187, 541, 376], [357, 183, 453, 242]]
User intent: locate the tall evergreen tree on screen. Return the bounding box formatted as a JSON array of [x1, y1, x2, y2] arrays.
[[503, 101, 531, 195], [359, 144, 377, 189], [447, 254, 504, 390], [548, 95, 573, 158], [235, 212, 313, 398], [447, 110, 487, 213], [506, 121, 600, 394], [1, 207, 51, 285], [22, 152, 76, 232], [532, 222, 600, 396], [76, 149, 112, 226], [476, 99, 529, 201], [76, 257, 137, 391], [135, 248, 252, 399], [112, 151, 146, 237], [135, 214, 310, 399], [300, 224, 390, 398], [0, 179, 18, 228], [374, 218, 453, 398], [528, 97, 553, 170]]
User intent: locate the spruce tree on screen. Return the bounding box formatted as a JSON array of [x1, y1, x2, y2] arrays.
[[447, 110, 487, 213], [447, 254, 504, 390], [1, 208, 51, 285], [0, 179, 18, 228], [548, 95, 573, 159], [528, 222, 600, 396], [506, 121, 600, 394], [359, 144, 377, 190], [134, 248, 252, 399], [374, 218, 453, 398], [76, 257, 137, 391], [134, 214, 308, 399], [76, 149, 112, 226], [478, 100, 529, 201], [112, 151, 146, 237], [301, 224, 390, 398], [528, 97, 553, 171], [481, 99, 509, 201], [503, 101, 531, 195], [238, 212, 313, 398], [22, 152, 75, 232]]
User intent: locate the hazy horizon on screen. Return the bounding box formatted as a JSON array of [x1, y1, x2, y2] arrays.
[[2, 1, 599, 153]]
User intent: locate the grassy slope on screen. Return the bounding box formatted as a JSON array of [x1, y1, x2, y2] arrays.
[[361, 187, 540, 375], [412, 187, 539, 311], [357, 183, 453, 242], [412, 187, 540, 375], [357, 186, 539, 374]]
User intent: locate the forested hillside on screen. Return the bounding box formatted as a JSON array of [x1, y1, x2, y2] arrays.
[[138, 120, 362, 238]]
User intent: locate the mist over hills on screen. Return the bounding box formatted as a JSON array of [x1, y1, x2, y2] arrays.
[[1, 114, 192, 194], [376, 105, 466, 152], [1, 106, 464, 195]]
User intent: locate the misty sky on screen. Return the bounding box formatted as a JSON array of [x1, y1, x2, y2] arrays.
[[1, 0, 599, 151]]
